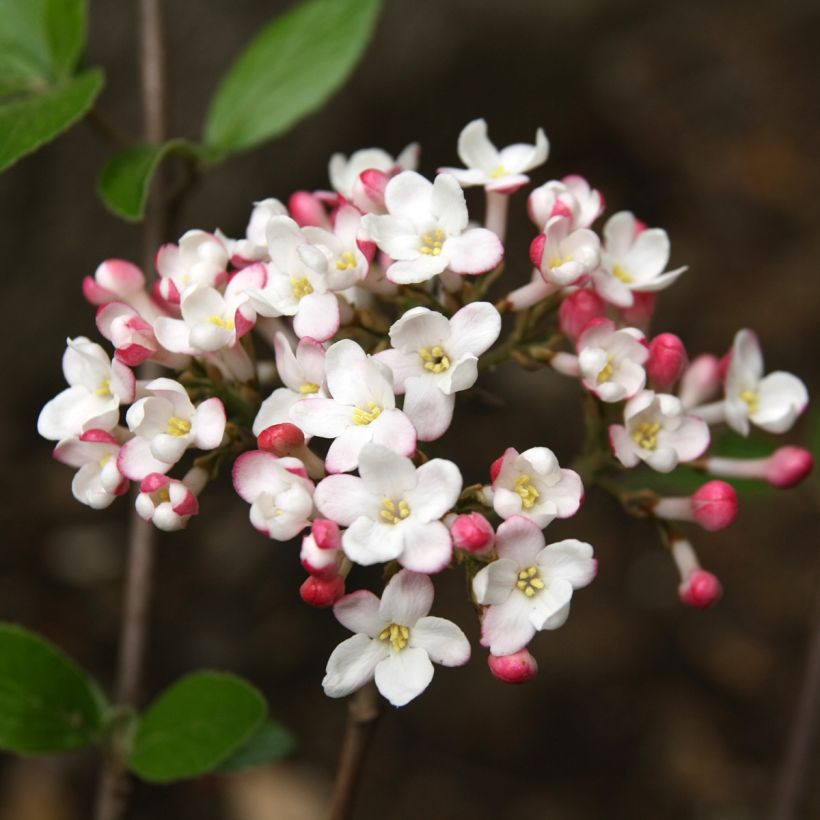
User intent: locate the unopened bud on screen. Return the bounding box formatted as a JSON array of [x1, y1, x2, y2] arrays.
[[766, 447, 814, 488], [288, 191, 327, 227], [488, 649, 538, 683], [619, 292, 655, 328], [647, 333, 687, 389], [559, 289, 606, 340], [654, 481, 738, 531], [312, 518, 342, 550], [679, 569, 722, 609], [679, 354, 721, 409], [451, 513, 495, 554], [529, 233, 546, 269], [299, 574, 345, 608], [258, 423, 305, 455]]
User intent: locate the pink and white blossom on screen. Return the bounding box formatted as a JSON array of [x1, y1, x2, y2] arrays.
[[96, 302, 185, 369], [155, 230, 229, 305], [328, 143, 419, 208], [533, 215, 600, 287], [52, 429, 129, 509], [82, 259, 159, 319], [577, 319, 648, 402], [609, 391, 710, 473], [290, 339, 416, 474], [528, 175, 604, 231], [491, 447, 584, 528], [361, 172, 503, 284], [314, 443, 461, 573], [375, 302, 501, 440], [38, 337, 136, 441], [473, 516, 595, 656], [704, 446, 813, 489], [646, 333, 687, 389], [323, 569, 470, 706], [135, 467, 207, 532], [653, 481, 739, 531]]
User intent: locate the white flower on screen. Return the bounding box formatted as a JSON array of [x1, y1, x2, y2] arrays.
[[375, 302, 501, 440], [577, 319, 648, 402], [528, 175, 604, 231], [361, 172, 503, 285], [52, 429, 129, 509], [438, 118, 548, 193], [314, 443, 462, 573], [118, 378, 226, 479], [96, 301, 187, 369], [592, 212, 686, 307], [217, 198, 287, 264], [535, 215, 601, 287], [290, 339, 416, 474], [299, 205, 370, 287], [609, 390, 709, 473], [473, 516, 595, 656], [232, 451, 315, 540], [135, 468, 206, 532], [492, 447, 584, 528], [323, 569, 470, 707], [155, 230, 229, 305], [329, 143, 419, 203], [38, 337, 136, 441], [723, 329, 808, 435], [253, 332, 328, 436]]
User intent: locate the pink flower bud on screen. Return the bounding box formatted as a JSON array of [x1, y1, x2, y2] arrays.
[[82, 259, 145, 305], [257, 423, 305, 456], [312, 518, 342, 550], [559, 289, 606, 340], [679, 354, 721, 409], [647, 333, 687, 389], [490, 450, 510, 483], [487, 649, 538, 684], [529, 233, 546, 268], [766, 447, 814, 488], [679, 569, 722, 609], [619, 292, 656, 328], [451, 513, 495, 554], [300, 574, 345, 608], [356, 169, 389, 212], [691, 481, 738, 531], [288, 191, 327, 227]]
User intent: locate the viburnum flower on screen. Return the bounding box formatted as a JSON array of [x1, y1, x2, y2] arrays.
[[314, 443, 462, 573], [533, 215, 601, 287], [96, 301, 187, 369], [82, 259, 159, 319], [609, 390, 709, 473], [721, 329, 808, 435], [290, 339, 416, 473], [473, 516, 596, 656], [528, 175, 604, 231], [577, 319, 648, 402], [491, 447, 584, 528], [155, 230, 229, 305], [37, 337, 136, 441], [438, 118, 548, 193], [328, 143, 420, 206], [361, 171, 503, 284], [135, 467, 207, 532], [118, 378, 226, 479], [217, 198, 287, 266], [253, 333, 327, 436], [375, 302, 502, 440], [232, 451, 315, 540], [323, 569, 470, 707], [592, 211, 686, 307], [52, 429, 129, 509]]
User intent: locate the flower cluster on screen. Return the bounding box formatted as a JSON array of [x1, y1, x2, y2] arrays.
[[39, 119, 812, 705]]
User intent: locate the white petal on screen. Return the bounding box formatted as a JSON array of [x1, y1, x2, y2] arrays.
[[325, 425, 374, 473], [323, 634, 388, 698], [411, 616, 470, 666], [368, 409, 417, 457], [290, 398, 352, 438], [379, 568, 433, 625], [405, 458, 462, 521], [472, 559, 517, 605], [480, 594, 536, 656], [374, 648, 434, 707], [293, 292, 339, 341], [397, 520, 453, 574], [333, 590, 385, 637], [494, 516, 546, 566], [445, 229, 503, 275], [536, 540, 596, 588], [389, 306, 450, 352], [343, 516, 404, 565], [357, 443, 416, 497], [431, 174, 469, 234], [402, 379, 454, 441], [446, 301, 502, 359], [528, 577, 574, 630], [314, 475, 379, 526], [753, 372, 808, 433], [387, 254, 448, 284], [384, 171, 432, 225], [456, 119, 499, 172]]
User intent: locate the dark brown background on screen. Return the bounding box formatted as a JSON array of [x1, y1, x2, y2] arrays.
[[1, 0, 819, 817]]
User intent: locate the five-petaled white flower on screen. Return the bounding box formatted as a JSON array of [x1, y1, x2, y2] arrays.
[[314, 443, 462, 573], [155, 229, 229, 305], [52, 429, 129, 509], [438, 118, 549, 194], [375, 302, 502, 441], [577, 319, 648, 402], [473, 516, 595, 656], [528, 175, 604, 231], [323, 569, 470, 707], [135, 468, 206, 532], [361, 172, 503, 284], [534, 215, 601, 287]]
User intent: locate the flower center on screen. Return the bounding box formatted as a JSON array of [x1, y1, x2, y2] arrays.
[[548, 254, 573, 269], [290, 276, 314, 299], [95, 378, 112, 397], [514, 474, 540, 509], [150, 486, 171, 505], [419, 345, 450, 373], [207, 314, 235, 330], [99, 453, 112, 468], [379, 622, 410, 652], [352, 401, 382, 426], [632, 420, 661, 450], [490, 164, 508, 179], [380, 498, 411, 524], [335, 250, 357, 271], [740, 389, 759, 414], [597, 354, 615, 384], [166, 416, 192, 437], [299, 382, 320, 395], [420, 228, 445, 256], [516, 565, 545, 598], [613, 263, 633, 283]]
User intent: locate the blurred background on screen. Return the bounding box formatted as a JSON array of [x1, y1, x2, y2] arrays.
[[1, 0, 819, 817]]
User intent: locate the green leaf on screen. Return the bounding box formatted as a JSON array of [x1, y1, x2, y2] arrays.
[[0, 623, 108, 754], [216, 720, 296, 773], [129, 672, 267, 783], [0, 68, 103, 172], [0, 0, 88, 97], [97, 139, 196, 221], [203, 0, 382, 158]]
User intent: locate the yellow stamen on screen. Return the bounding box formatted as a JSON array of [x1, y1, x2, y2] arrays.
[[490, 164, 508, 179], [95, 379, 112, 397], [379, 622, 411, 652], [632, 421, 661, 450], [99, 454, 112, 468], [352, 401, 382, 426], [613, 263, 633, 283], [380, 498, 411, 524], [514, 474, 540, 509], [597, 354, 615, 384], [548, 255, 573, 269], [166, 416, 192, 437], [419, 345, 450, 373], [291, 276, 314, 299], [157, 487, 170, 504], [299, 382, 320, 395], [419, 228, 445, 256], [207, 314, 234, 330], [335, 250, 357, 271], [740, 389, 759, 414], [516, 565, 545, 598]]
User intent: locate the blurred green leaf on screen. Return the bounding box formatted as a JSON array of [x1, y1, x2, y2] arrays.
[[0, 68, 103, 172], [203, 0, 382, 158], [216, 720, 296, 773], [0, 623, 108, 754], [129, 672, 266, 783], [97, 139, 197, 221]]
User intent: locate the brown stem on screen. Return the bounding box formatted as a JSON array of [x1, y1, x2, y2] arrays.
[[327, 684, 381, 820], [93, 3, 169, 819]]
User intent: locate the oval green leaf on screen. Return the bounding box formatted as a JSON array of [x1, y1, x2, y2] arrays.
[[216, 720, 296, 773], [129, 671, 266, 783], [0, 623, 108, 754], [203, 0, 382, 158]]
